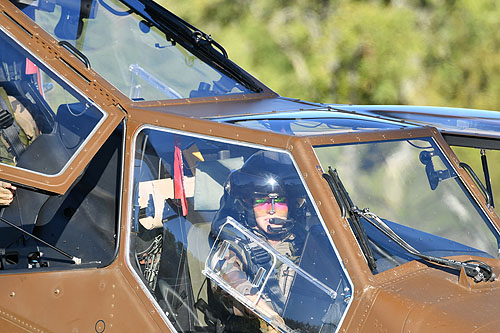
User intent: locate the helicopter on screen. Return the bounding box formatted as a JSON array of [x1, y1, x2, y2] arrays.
[[0, 0, 500, 332]]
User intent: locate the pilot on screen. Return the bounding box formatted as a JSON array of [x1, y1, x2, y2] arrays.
[[0, 89, 26, 206], [209, 151, 306, 332]]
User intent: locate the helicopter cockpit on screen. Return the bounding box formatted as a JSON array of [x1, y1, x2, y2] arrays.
[[127, 120, 500, 332], [129, 128, 353, 332]]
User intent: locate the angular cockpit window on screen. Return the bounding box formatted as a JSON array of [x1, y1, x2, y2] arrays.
[[13, 0, 255, 101], [315, 138, 500, 274], [129, 128, 352, 332], [0, 28, 105, 175]]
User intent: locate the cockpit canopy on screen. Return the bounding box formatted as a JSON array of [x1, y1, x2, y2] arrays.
[[12, 0, 258, 101]]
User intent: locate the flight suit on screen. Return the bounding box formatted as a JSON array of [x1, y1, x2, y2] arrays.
[[214, 230, 301, 332], [0, 86, 39, 165]]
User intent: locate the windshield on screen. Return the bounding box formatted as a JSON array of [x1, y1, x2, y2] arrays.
[[343, 107, 500, 139], [314, 137, 500, 274], [232, 117, 407, 136], [222, 110, 410, 136], [13, 0, 254, 101]]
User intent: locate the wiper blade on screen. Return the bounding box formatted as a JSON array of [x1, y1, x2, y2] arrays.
[[124, 0, 263, 93], [323, 167, 377, 271], [356, 208, 496, 283], [323, 167, 496, 283]]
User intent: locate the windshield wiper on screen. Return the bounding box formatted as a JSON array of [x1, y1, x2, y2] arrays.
[[323, 166, 495, 283], [122, 0, 263, 93], [355, 208, 496, 283], [323, 167, 377, 271], [0, 216, 81, 265]]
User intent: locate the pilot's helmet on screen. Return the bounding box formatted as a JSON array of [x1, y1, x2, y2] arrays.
[[217, 150, 304, 240]]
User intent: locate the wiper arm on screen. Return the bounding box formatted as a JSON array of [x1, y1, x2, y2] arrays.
[[0, 217, 81, 265], [356, 208, 496, 283], [323, 167, 377, 271], [124, 0, 263, 93]]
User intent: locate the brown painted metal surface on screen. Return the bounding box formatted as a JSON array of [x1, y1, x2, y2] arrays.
[[0, 1, 499, 332]]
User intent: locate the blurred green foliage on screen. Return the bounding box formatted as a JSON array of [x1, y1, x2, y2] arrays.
[[164, 0, 500, 109], [162, 0, 500, 208]]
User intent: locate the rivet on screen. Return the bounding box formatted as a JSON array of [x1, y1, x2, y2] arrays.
[[10, 291, 15, 297]]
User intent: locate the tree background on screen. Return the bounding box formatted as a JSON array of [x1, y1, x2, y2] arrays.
[[162, 0, 500, 206], [163, 0, 500, 109]]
